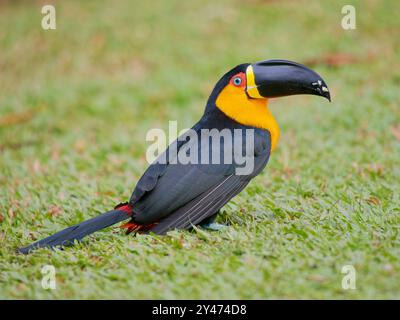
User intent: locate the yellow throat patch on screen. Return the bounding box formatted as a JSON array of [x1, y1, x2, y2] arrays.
[[215, 84, 280, 152]]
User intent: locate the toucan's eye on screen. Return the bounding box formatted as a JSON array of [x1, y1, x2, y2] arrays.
[[233, 77, 242, 86], [230, 72, 246, 87]]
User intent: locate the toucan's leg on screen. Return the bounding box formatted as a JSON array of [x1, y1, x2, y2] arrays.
[[199, 211, 227, 231]]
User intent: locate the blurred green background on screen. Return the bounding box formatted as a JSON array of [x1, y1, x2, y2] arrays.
[[0, 0, 399, 299]]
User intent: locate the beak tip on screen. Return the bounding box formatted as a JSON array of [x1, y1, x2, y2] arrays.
[[313, 80, 331, 102], [325, 93, 331, 102]]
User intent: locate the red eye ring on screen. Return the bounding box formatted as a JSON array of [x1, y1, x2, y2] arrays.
[[230, 72, 246, 87]]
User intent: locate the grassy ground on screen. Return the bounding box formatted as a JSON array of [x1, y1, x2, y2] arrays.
[[0, 0, 399, 299]]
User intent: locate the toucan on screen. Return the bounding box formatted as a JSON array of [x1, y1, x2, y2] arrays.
[[19, 60, 330, 254]]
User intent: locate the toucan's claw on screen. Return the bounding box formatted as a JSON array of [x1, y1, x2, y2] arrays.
[[200, 221, 227, 231]]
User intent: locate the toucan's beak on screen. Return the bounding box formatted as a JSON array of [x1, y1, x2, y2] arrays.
[[246, 59, 331, 101]]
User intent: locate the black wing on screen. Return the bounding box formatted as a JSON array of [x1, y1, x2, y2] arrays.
[[150, 175, 250, 234], [129, 121, 203, 204], [129, 122, 271, 232]]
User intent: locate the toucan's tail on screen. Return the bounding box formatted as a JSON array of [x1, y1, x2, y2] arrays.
[[18, 203, 132, 254]]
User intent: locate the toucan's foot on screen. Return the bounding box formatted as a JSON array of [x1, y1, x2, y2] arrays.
[[198, 211, 227, 231], [200, 221, 227, 231]]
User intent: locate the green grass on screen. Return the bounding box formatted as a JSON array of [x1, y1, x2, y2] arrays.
[[0, 0, 399, 299]]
